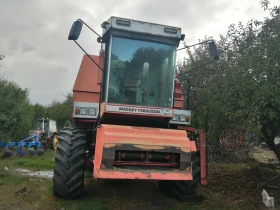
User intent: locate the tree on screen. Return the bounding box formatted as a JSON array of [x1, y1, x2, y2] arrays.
[[0, 55, 4, 67], [0, 77, 34, 141], [179, 1, 280, 160], [45, 93, 73, 128], [32, 103, 46, 121], [0, 55, 4, 65]]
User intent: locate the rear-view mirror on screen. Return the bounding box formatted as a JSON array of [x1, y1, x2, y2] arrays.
[[209, 41, 219, 60], [68, 20, 83, 40]]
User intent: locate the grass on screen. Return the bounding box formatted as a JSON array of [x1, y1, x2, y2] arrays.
[[14, 157, 54, 170], [58, 199, 107, 210], [0, 148, 279, 210], [0, 148, 55, 171]]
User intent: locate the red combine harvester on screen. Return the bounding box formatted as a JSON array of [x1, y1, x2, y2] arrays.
[[52, 17, 219, 199]]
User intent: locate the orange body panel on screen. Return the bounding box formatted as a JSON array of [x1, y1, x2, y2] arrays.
[[73, 52, 104, 104], [173, 84, 184, 110], [173, 100, 184, 110], [94, 124, 196, 180], [73, 91, 100, 103], [174, 88, 184, 99], [95, 170, 193, 180]]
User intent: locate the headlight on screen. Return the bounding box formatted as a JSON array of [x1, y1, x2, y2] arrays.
[[179, 115, 186, 122], [79, 108, 87, 115], [172, 115, 179, 121], [88, 108, 96, 116]]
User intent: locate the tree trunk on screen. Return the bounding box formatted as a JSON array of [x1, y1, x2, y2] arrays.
[[261, 125, 280, 161]]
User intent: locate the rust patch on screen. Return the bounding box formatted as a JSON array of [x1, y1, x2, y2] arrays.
[[100, 102, 106, 117], [104, 143, 189, 152], [102, 138, 189, 148], [134, 145, 164, 150], [181, 147, 191, 153], [103, 168, 176, 175], [104, 143, 117, 148]]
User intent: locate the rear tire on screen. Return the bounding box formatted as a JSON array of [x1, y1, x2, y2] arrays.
[[158, 153, 200, 198], [52, 127, 87, 199]]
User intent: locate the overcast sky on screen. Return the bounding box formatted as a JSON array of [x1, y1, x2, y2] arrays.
[[0, 0, 278, 106]]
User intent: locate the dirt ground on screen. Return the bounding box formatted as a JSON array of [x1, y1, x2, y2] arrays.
[[0, 149, 279, 210], [249, 146, 279, 164]]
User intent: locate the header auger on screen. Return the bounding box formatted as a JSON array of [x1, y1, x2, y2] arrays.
[[52, 16, 219, 199]]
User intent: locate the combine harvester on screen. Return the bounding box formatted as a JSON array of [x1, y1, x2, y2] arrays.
[[0, 134, 45, 156], [52, 17, 219, 199]]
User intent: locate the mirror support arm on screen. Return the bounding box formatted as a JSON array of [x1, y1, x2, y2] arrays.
[[177, 40, 213, 51], [74, 40, 103, 71], [77, 19, 102, 38]]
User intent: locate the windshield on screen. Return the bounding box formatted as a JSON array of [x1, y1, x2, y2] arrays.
[[35, 120, 43, 130], [35, 120, 49, 130], [107, 37, 176, 108]]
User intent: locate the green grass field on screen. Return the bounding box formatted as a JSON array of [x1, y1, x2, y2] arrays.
[[0, 148, 279, 210]]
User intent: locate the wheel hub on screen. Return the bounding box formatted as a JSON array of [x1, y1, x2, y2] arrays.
[[53, 137, 58, 150]]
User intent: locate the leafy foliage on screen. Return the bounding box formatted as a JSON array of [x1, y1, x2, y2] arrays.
[[0, 77, 34, 141], [32, 103, 46, 121], [179, 1, 280, 159], [45, 93, 73, 128], [0, 55, 4, 67], [0, 75, 73, 141]]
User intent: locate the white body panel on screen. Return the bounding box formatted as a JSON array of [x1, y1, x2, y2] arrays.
[[102, 16, 181, 39], [169, 109, 191, 125], [48, 119, 57, 132], [73, 102, 99, 119]]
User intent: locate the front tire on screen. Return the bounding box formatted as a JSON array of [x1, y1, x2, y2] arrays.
[[52, 127, 87, 199], [158, 153, 200, 198]]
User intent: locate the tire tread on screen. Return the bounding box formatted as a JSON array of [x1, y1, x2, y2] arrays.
[[52, 127, 86, 199]]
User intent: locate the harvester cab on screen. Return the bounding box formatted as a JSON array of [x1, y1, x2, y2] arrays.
[[52, 17, 219, 199]]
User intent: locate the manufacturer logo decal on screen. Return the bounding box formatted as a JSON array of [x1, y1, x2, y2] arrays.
[[105, 105, 173, 116]]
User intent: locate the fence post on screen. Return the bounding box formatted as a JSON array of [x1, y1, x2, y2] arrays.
[[200, 130, 207, 186]]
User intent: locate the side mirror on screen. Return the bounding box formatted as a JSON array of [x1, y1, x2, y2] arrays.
[[68, 21, 83, 40], [209, 41, 219, 60]]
